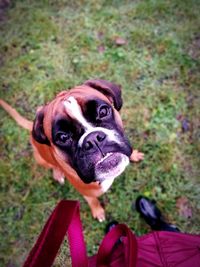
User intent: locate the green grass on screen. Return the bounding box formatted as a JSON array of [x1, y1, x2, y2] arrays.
[[0, 0, 200, 266]]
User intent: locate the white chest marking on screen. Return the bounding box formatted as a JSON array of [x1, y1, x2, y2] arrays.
[[100, 178, 115, 192]]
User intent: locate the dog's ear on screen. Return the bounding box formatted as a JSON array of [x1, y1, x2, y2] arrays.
[[84, 79, 122, 111], [32, 107, 50, 146]]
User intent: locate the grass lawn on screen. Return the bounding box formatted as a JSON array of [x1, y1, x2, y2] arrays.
[[0, 0, 200, 266]]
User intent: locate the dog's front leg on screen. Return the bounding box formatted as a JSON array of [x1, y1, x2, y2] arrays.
[[130, 149, 144, 162], [83, 196, 105, 222]]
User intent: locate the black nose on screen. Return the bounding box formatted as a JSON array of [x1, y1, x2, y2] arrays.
[[83, 131, 106, 152]]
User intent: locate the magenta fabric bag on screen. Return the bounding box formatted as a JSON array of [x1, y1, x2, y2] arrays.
[[23, 200, 200, 267], [136, 231, 200, 267]]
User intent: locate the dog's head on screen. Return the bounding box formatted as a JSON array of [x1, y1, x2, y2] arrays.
[[32, 79, 132, 190]]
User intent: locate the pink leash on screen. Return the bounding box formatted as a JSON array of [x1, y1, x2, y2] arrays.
[[23, 200, 137, 267], [23, 200, 88, 267]]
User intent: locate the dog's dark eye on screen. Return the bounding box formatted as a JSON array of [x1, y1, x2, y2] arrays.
[[98, 105, 110, 119], [55, 132, 71, 143]]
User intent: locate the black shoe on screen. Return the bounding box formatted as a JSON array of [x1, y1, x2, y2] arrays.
[[135, 196, 180, 232], [105, 221, 122, 246], [105, 220, 118, 234]]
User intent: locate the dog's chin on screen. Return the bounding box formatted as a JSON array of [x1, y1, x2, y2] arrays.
[[94, 152, 129, 192]]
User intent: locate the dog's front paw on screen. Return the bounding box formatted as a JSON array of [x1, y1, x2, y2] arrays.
[[53, 168, 65, 184], [130, 149, 144, 162], [92, 206, 106, 222], [84, 196, 106, 222]]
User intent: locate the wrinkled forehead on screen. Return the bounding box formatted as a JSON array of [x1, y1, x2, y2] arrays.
[[54, 87, 113, 118], [55, 86, 111, 114], [43, 86, 112, 137]]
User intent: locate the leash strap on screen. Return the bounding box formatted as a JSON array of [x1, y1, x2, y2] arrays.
[[96, 224, 137, 267], [23, 200, 88, 267]]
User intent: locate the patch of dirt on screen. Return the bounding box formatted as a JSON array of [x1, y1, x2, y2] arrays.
[[0, 0, 10, 21], [176, 196, 193, 219], [187, 34, 200, 60], [0, 0, 11, 67]]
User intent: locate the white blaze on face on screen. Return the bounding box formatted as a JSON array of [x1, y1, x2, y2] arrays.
[[63, 96, 120, 147], [64, 96, 92, 131]]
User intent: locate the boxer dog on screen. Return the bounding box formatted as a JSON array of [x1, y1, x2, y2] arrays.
[[0, 79, 143, 221]]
